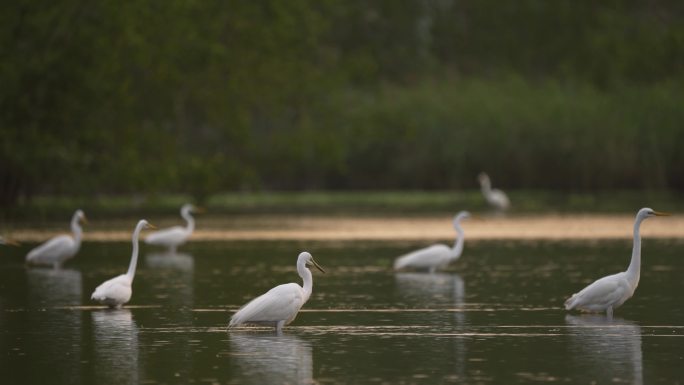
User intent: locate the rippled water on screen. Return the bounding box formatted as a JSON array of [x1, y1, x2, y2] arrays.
[[1, 239, 683, 384]]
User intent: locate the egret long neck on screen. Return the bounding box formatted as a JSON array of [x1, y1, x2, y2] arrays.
[[126, 223, 145, 280], [626, 216, 643, 286], [450, 223, 465, 260], [298, 261, 314, 302], [480, 179, 492, 195], [182, 209, 195, 233], [71, 214, 83, 246]]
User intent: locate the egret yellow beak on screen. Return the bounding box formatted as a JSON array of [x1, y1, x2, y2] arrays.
[[195, 207, 206, 214], [82, 215, 89, 224], [310, 258, 326, 274], [654, 211, 671, 216], [147, 223, 158, 230]]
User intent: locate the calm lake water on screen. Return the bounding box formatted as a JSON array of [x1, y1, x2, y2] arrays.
[[1, 239, 683, 384]]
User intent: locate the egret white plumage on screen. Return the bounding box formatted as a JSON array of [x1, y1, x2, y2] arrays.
[[91, 220, 154, 308], [478, 173, 510, 211], [565, 207, 670, 317], [26, 209, 86, 268], [145, 203, 201, 253], [394, 211, 470, 273], [229, 251, 325, 334]]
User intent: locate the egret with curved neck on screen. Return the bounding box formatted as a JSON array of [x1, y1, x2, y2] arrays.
[[478, 172, 510, 211], [145, 203, 201, 253], [565, 207, 669, 317], [26, 209, 87, 268], [229, 251, 326, 334], [394, 211, 471, 273], [91, 220, 154, 308]]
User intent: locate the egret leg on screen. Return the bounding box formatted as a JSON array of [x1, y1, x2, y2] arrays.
[[606, 306, 613, 319], [169, 245, 177, 255], [428, 267, 436, 274], [275, 320, 285, 335]]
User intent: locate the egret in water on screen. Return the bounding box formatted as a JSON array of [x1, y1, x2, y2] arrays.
[[565, 207, 670, 317], [394, 211, 470, 273], [91, 220, 155, 308], [145, 203, 201, 253], [229, 251, 325, 334], [26, 209, 87, 268], [478, 173, 510, 211]]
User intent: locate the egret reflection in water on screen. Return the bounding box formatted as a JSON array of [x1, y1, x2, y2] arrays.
[[229, 333, 313, 385], [394, 272, 467, 379], [145, 252, 195, 271], [565, 315, 643, 385], [92, 309, 140, 385], [145, 252, 195, 307], [24, 268, 83, 384], [395, 272, 465, 306], [26, 267, 83, 306]]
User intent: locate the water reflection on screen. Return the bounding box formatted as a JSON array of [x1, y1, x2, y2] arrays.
[[229, 333, 313, 385], [565, 315, 643, 385], [145, 252, 194, 271], [395, 272, 465, 306], [23, 268, 83, 384], [26, 267, 82, 306], [394, 273, 466, 379], [145, 252, 194, 307], [92, 309, 141, 385]]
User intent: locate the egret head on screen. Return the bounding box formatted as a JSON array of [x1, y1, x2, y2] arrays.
[[138, 219, 157, 230], [638, 207, 671, 219], [299, 251, 326, 273], [182, 203, 204, 214], [75, 209, 88, 224], [454, 211, 471, 225]]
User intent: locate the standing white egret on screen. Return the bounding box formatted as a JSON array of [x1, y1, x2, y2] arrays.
[[229, 251, 326, 334], [394, 211, 470, 273], [565, 207, 670, 317], [91, 220, 155, 308], [26, 209, 87, 268], [478, 173, 510, 211], [145, 203, 201, 253]]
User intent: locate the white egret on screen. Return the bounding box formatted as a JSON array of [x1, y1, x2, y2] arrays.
[[91, 220, 154, 308], [229, 251, 325, 334], [478, 172, 510, 211], [145, 203, 201, 253], [565, 207, 670, 317], [26, 209, 87, 268], [394, 211, 470, 273]]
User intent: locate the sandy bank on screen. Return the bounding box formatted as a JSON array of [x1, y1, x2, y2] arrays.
[[9, 214, 683, 242]]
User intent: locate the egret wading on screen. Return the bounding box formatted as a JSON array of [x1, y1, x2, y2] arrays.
[[145, 203, 201, 253], [394, 211, 470, 273], [478, 173, 510, 211], [229, 251, 325, 334], [91, 220, 155, 308], [564, 207, 670, 317], [25, 209, 87, 268]]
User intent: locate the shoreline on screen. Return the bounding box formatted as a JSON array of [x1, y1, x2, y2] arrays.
[[7, 214, 683, 242]]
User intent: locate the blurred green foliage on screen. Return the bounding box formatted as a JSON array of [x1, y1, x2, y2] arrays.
[[2, 1, 684, 208]]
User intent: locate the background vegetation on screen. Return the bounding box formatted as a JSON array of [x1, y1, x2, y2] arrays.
[[2, 0, 684, 210]]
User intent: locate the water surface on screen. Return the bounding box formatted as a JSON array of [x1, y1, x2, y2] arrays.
[[1, 239, 683, 384]]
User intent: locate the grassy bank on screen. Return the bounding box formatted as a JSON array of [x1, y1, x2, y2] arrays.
[[4, 190, 683, 224]]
